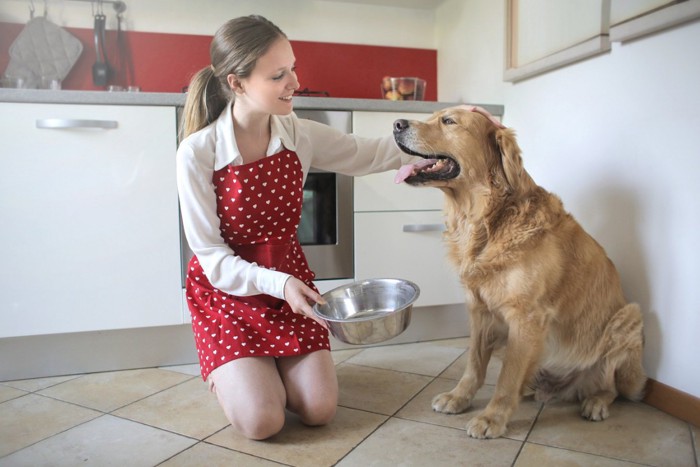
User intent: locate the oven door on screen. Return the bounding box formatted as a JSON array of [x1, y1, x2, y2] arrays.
[[299, 169, 354, 280]]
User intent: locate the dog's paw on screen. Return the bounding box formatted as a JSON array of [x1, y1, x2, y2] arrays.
[[581, 397, 610, 421], [432, 391, 472, 414], [466, 413, 507, 439]]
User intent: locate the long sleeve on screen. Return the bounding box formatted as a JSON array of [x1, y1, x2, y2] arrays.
[[294, 118, 418, 176]]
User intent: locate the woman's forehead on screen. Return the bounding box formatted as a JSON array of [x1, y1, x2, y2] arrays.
[[254, 38, 296, 73]]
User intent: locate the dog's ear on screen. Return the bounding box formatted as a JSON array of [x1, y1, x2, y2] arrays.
[[494, 128, 534, 193]]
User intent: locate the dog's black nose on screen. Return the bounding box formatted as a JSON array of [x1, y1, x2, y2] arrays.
[[394, 119, 409, 133]]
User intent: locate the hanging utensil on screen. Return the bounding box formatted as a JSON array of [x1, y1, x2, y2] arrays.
[[92, 12, 111, 86]]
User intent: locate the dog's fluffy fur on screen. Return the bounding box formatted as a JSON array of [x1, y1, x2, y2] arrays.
[[393, 106, 647, 439]]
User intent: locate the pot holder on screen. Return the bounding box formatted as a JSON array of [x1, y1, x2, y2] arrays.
[[6, 17, 83, 82]]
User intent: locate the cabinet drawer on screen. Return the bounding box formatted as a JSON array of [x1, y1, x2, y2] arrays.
[[354, 211, 465, 307], [353, 111, 444, 212]]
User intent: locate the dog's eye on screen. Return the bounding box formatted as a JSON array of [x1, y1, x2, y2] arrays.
[[442, 117, 457, 125]]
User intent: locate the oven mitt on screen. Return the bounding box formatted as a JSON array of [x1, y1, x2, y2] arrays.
[[5, 17, 83, 85]]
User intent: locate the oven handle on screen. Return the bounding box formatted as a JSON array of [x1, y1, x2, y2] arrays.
[[36, 118, 118, 130], [402, 223, 446, 233]]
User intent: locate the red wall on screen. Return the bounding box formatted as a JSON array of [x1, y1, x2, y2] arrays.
[[1, 22, 437, 100]]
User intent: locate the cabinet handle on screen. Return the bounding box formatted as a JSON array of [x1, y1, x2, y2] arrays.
[[36, 119, 118, 130], [402, 223, 446, 233]]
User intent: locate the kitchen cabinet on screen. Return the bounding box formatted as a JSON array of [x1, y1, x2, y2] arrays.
[[352, 111, 465, 307], [0, 103, 183, 337], [505, 0, 610, 82]]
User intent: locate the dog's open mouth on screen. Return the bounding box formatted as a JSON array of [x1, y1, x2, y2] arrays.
[[394, 142, 460, 184]]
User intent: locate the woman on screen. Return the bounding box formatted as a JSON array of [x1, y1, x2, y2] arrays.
[[177, 15, 413, 440]]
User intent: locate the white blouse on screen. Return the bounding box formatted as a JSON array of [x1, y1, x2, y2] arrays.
[[176, 102, 414, 300]]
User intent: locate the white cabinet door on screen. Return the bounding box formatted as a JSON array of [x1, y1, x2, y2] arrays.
[[354, 211, 465, 307], [353, 111, 444, 212], [0, 103, 182, 337]]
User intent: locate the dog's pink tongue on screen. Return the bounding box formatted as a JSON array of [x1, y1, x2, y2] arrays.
[[395, 159, 438, 183]]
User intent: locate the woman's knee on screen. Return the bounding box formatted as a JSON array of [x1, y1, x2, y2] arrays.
[[279, 350, 338, 426], [223, 403, 286, 440], [296, 393, 338, 427], [208, 358, 288, 440]]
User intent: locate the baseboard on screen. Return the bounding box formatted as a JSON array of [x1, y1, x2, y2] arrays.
[[643, 378, 700, 427], [0, 303, 468, 381], [0, 324, 200, 382]]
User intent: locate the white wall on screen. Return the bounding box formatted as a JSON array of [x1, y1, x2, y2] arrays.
[[0, 0, 435, 48], [437, 1, 700, 398]]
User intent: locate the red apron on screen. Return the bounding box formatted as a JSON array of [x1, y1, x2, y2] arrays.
[[185, 150, 330, 381]]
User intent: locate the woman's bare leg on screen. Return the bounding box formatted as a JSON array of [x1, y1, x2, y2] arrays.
[[208, 357, 287, 440], [277, 350, 338, 426]]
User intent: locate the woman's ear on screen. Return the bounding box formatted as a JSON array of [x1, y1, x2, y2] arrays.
[[227, 74, 245, 95]]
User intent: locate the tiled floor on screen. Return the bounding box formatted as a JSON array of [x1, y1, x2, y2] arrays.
[[1, 338, 698, 466]]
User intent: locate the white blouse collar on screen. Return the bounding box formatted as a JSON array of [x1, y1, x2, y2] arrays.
[[214, 101, 297, 171]]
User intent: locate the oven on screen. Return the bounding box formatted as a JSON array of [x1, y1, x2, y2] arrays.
[[295, 109, 354, 280], [180, 109, 354, 284]]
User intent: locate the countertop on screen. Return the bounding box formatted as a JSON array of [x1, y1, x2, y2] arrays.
[[0, 88, 504, 116]]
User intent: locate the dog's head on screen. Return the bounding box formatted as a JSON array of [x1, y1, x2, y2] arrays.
[[394, 105, 532, 195]]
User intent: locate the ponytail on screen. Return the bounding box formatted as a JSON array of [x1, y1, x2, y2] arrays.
[[180, 66, 229, 140]]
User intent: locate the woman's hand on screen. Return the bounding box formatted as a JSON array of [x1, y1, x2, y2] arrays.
[[283, 277, 328, 328], [459, 105, 506, 129]]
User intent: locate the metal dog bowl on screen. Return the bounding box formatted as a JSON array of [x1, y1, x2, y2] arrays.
[[313, 278, 420, 345]]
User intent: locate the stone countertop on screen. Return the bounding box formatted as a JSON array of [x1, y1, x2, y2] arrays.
[[0, 88, 504, 116]]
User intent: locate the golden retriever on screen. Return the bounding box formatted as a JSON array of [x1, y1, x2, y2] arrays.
[[393, 105, 647, 439]]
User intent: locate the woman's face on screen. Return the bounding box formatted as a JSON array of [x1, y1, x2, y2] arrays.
[[233, 37, 300, 116]]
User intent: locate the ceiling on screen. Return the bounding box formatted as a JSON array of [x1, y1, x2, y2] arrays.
[[317, 0, 447, 10]]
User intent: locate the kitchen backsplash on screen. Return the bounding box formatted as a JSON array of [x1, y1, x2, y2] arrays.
[[0, 21, 437, 99]]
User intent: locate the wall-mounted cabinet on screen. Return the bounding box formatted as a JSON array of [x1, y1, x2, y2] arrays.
[[505, 0, 700, 82], [505, 0, 610, 82], [610, 0, 700, 42]]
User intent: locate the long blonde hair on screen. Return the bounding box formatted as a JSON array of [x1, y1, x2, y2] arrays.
[[180, 15, 286, 139]]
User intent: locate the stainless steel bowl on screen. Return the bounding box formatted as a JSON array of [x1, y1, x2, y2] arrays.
[[313, 278, 420, 345]]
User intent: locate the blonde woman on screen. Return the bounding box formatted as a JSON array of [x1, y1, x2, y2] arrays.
[[177, 15, 414, 439]]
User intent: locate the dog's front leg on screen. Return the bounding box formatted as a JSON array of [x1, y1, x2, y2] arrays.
[[432, 302, 496, 414], [466, 310, 545, 439]]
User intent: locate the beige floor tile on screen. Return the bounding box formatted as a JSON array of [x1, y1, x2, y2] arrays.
[[439, 351, 502, 385], [331, 348, 363, 365], [336, 417, 522, 467], [692, 423, 699, 466], [345, 341, 464, 376], [2, 375, 80, 393], [37, 368, 193, 412], [336, 363, 432, 415], [396, 377, 541, 441], [429, 336, 470, 349], [0, 394, 100, 457], [160, 441, 280, 466], [206, 406, 388, 466], [515, 442, 642, 466], [1, 414, 195, 466], [113, 378, 229, 439], [159, 363, 201, 377], [0, 384, 26, 403], [529, 400, 695, 466]]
